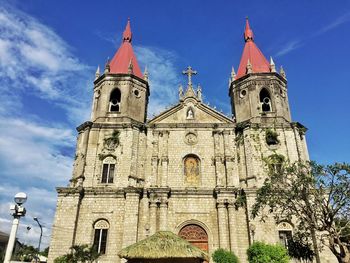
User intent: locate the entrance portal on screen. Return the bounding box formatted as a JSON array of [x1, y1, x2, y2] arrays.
[[179, 224, 208, 252]]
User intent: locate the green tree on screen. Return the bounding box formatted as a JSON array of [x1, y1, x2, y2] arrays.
[[286, 238, 314, 262], [212, 248, 239, 263], [252, 161, 350, 263], [247, 242, 289, 263], [0, 246, 5, 262], [54, 244, 100, 263], [41, 246, 49, 257], [12, 244, 38, 261]]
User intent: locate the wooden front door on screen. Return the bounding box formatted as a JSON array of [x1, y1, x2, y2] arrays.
[[179, 224, 209, 252]]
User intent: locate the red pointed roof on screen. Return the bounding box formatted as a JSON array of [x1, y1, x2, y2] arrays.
[[236, 18, 270, 79], [109, 19, 143, 78]]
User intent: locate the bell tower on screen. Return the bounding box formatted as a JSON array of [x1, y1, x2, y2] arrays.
[[229, 18, 291, 124], [91, 19, 149, 123]]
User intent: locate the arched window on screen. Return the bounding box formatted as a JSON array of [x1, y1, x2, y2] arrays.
[[184, 155, 200, 185], [260, 88, 272, 112], [179, 224, 208, 252], [93, 219, 109, 254], [109, 88, 121, 112], [267, 154, 285, 175], [277, 222, 293, 249], [101, 157, 116, 183]]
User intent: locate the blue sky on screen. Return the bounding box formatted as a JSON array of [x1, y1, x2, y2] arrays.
[[0, 0, 349, 249]]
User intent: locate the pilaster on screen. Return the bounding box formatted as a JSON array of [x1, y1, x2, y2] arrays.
[[122, 188, 141, 247], [214, 130, 226, 186], [150, 131, 159, 186], [227, 201, 239, 254], [149, 200, 157, 235], [160, 131, 169, 187], [129, 126, 140, 178], [217, 199, 229, 249], [159, 196, 168, 231]]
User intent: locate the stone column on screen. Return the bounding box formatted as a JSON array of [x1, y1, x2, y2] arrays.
[[150, 131, 159, 186], [122, 189, 140, 247], [214, 131, 226, 187], [160, 131, 169, 187], [227, 201, 239, 253], [72, 122, 92, 183], [140, 189, 149, 240], [137, 129, 147, 180], [130, 126, 139, 178], [149, 197, 158, 235], [223, 130, 239, 187], [242, 129, 256, 183], [217, 200, 229, 249], [161, 157, 168, 187], [159, 198, 168, 231]]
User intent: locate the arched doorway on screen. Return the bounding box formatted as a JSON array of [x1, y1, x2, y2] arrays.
[[179, 224, 208, 252]]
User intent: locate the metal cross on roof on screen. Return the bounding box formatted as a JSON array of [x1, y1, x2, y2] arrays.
[[182, 66, 197, 86]]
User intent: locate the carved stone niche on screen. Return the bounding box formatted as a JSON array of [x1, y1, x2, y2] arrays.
[[103, 130, 120, 151], [184, 131, 198, 146]]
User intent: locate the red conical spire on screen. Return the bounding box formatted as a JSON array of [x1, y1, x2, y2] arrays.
[[236, 18, 270, 79], [244, 17, 254, 41], [123, 18, 132, 42], [109, 19, 143, 78]]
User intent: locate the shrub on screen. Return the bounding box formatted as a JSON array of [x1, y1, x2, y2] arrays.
[[247, 242, 289, 263], [54, 244, 99, 263], [212, 248, 239, 263]]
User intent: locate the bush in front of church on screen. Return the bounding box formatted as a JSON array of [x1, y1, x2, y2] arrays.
[[212, 248, 239, 263], [247, 241, 289, 263]]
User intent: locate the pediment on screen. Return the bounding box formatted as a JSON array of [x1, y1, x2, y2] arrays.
[[148, 100, 233, 124]]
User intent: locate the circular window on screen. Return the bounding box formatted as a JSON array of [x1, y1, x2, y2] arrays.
[[240, 89, 247, 98], [133, 89, 140, 96]]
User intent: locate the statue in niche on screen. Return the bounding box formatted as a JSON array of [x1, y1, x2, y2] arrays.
[[184, 156, 200, 184], [186, 108, 194, 119]]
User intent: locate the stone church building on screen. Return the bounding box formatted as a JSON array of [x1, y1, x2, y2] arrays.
[[48, 19, 334, 262]]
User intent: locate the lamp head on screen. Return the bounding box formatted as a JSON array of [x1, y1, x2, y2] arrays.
[[14, 192, 27, 205]]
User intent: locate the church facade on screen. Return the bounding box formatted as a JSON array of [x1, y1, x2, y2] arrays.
[[48, 19, 334, 263]]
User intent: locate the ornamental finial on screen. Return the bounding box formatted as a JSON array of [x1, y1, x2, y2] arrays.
[[230, 66, 236, 82], [95, 65, 100, 80], [270, 57, 276, 73], [182, 66, 197, 87], [280, 65, 286, 79], [143, 66, 149, 81]]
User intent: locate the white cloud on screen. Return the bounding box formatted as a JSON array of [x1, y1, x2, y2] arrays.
[[135, 46, 180, 116], [0, 4, 91, 250], [314, 12, 350, 36], [275, 12, 350, 57], [0, 4, 182, 251], [0, 5, 92, 123], [0, 116, 74, 184], [0, 184, 56, 249], [275, 40, 301, 57]]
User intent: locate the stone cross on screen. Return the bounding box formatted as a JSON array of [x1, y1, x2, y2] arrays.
[[182, 66, 197, 86]]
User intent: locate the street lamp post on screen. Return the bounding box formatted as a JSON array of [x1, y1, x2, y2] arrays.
[[4, 192, 27, 263], [33, 217, 43, 263]]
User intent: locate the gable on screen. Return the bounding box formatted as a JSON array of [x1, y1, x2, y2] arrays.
[[148, 101, 233, 124]]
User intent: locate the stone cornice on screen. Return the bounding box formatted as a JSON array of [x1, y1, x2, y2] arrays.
[[93, 73, 149, 91], [230, 72, 287, 90], [149, 123, 235, 129], [76, 121, 93, 132], [56, 187, 84, 197], [170, 188, 214, 196], [56, 186, 260, 198], [90, 121, 146, 130]]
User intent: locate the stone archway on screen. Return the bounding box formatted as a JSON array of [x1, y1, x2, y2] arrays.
[[179, 224, 208, 252]]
